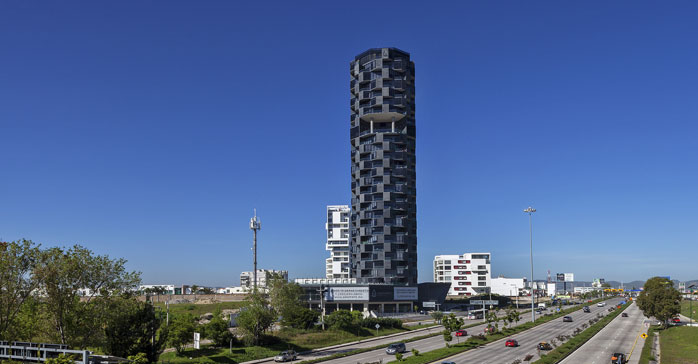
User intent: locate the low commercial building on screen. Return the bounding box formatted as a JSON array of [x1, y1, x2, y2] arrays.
[[433, 253, 491, 296], [574, 286, 601, 294], [216, 286, 247, 294], [295, 281, 449, 314], [491, 277, 525, 296]]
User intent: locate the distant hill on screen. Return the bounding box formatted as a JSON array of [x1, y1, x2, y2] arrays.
[[603, 279, 698, 290]]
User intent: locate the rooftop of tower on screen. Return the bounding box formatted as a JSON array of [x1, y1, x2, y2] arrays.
[[353, 47, 411, 62]]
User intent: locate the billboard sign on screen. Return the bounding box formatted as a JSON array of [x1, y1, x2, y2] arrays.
[[394, 287, 418, 300], [325, 287, 369, 301], [557, 273, 565, 281], [423, 301, 436, 308], [564, 273, 574, 282], [471, 300, 498, 305]]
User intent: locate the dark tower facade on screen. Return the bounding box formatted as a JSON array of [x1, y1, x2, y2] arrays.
[[349, 48, 417, 286]]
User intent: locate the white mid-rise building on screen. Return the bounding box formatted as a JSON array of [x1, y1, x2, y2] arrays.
[[240, 269, 288, 290], [433, 253, 491, 296], [325, 205, 351, 278], [491, 277, 526, 296]]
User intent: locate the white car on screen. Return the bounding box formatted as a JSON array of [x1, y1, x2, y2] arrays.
[[274, 351, 297, 362], [597, 302, 606, 307]]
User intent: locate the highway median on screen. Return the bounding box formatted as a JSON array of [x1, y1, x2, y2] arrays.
[[531, 301, 632, 364]]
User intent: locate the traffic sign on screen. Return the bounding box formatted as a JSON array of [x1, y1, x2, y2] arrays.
[[641, 333, 648, 339], [375, 323, 380, 329]]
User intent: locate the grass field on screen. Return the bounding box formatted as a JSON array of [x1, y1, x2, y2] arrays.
[[680, 300, 697, 321], [659, 326, 698, 364], [152, 301, 246, 318]]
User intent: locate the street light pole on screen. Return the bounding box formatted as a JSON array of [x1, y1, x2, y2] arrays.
[[689, 284, 696, 326], [524, 206, 536, 323]]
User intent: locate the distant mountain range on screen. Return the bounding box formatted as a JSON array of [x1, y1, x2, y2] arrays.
[[543, 279, 698, 290], [597, 279, 698, 290]]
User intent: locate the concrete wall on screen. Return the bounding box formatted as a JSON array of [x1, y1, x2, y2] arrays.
[[136, 294, 248, 303]]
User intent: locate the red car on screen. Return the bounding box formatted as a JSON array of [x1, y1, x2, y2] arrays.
[[455, 329, 467, 337], [505, 339, 518, 347], [672, 317, 681, 323]]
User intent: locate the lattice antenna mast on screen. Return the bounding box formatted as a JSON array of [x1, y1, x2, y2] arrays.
[[250, 209, 261, 292]]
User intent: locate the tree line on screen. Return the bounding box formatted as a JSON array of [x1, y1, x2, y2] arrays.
[[0, 239, 163, 362]]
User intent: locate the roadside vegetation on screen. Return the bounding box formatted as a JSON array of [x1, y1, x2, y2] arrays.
[[638, 326, 659, 364]]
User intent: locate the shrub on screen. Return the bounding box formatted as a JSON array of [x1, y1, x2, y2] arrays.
[[395, 353, 403, 361], [411, 348, 419, 356]]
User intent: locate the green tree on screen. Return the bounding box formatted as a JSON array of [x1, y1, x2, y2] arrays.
[[324, 310, 356, 331], [33, 245, 141, 347], [204, 308, 235, 347], [430, 311, 444, 324], [199, 287, 215, 295], [637, 276, 681, 327], [485, 311, 499, 333], [167, 314, 195, 355], [45, 354, 78, 364], [282, 307, 319, 330], [101, 296, 166, 362], [127, 353, 148, 364], [0, 239, 43, 340], [236, 291, 276, 346], [441, 313, 464, 343], [267, 273, 312, 329], [442, 329, 452, 346]]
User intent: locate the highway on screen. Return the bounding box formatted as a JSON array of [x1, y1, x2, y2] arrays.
[[560, 302, 648, 364], [291, 300, 613, 364], [429, 297, 624, 364], [243, 308, 528, 364]]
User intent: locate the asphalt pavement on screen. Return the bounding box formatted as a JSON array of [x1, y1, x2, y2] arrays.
[[282, 302, 599, 364], [430, 297, 624, 364], [559, 302, 647, 364]]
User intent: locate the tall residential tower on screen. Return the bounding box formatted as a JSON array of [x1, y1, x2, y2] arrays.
[[350, 48, 417, 285], [325, 205, 351, 278]]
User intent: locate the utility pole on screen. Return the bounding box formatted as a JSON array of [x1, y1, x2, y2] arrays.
[[524, 206, 536, 323], [250, 209, 261, 292]]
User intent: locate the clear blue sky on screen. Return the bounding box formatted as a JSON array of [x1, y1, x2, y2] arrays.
[[1, 1, 697, 286]]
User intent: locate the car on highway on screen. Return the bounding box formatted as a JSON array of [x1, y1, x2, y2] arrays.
[[597, 302, 606, 307], [538, 342, 553, 350], [455, 329, 467, 337], [621, 312, 628, 317], [442, 362, 456, 364], [386, 343, 406, 354], [583, 306, 591, 313], [672, 317, 681, 323], [274, 351, 297, 362], [611, 352, 627, 364], [505, 339, 519, 347], [563, 316, 573, 322]]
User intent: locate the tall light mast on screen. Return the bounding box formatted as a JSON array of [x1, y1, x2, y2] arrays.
[[250, 209, 261, 292]]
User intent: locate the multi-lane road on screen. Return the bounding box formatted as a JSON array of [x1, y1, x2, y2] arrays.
[[244, 298, 628, 364], [434, 297, 625, 364], [560, 302, 648, 364]]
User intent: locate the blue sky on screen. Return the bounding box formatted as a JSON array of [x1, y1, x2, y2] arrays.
[[1, 1, 697, 286]]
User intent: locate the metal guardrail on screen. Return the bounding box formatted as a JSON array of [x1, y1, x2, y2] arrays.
[[0, 341, 89, 364]]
